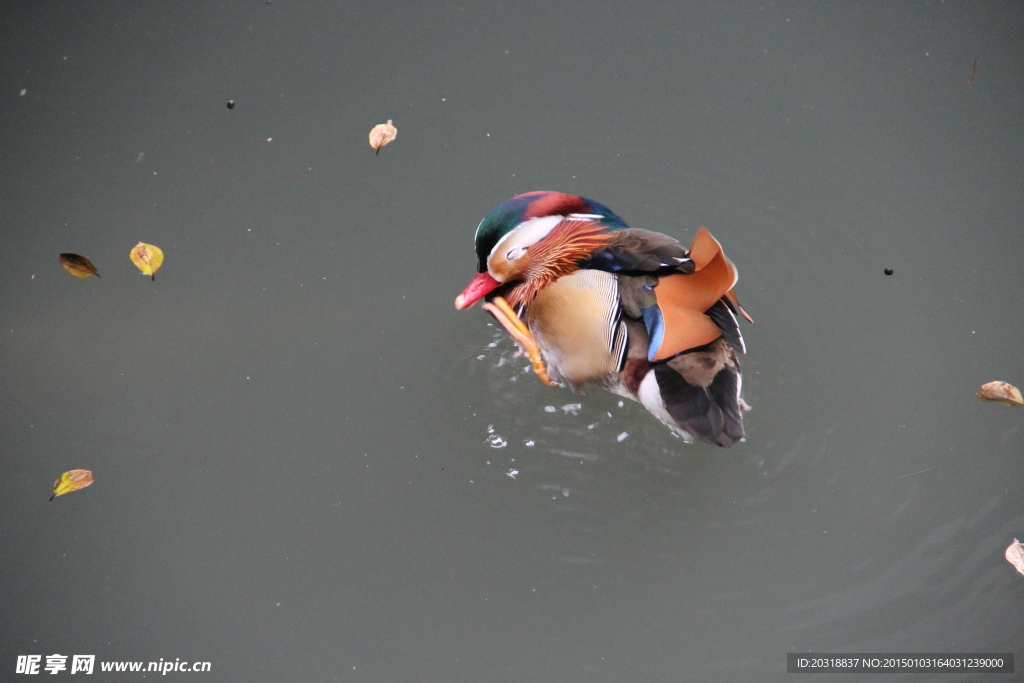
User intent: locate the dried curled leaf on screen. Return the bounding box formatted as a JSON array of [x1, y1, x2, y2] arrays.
[[50, 469, 93, 501], [976, 381, 1024, 406], [130, 242, 164, 280], [59, 253, 100, 278], [369, 119, 397, 154], [1006, 539, 1024, 575]]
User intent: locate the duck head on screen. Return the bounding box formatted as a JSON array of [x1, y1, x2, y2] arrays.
[[455, 191, 628, 309]]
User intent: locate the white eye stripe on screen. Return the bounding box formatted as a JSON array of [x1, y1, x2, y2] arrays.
[[567, 213, 604, 220], [487, 215, 563, 263]]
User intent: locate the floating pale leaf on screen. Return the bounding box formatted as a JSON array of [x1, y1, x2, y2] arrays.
[[1006, 539, 1024, 575], [130, 242, 164, 280], [976, 381, 1024, 406], [50, 469, 93, 501], [368, 119, 397, 154], [59, 253, 100, 278]]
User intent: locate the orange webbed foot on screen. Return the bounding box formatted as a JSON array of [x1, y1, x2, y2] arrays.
[[482, 296, 557, 387]]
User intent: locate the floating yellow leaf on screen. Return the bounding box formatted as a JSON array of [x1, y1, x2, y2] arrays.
[[368, 119, 397, 154], [50, 469, 93, 501], [976, 381, 1024, 406], [59, 253, 100, 278], [130, 242, 164, 280], [1006, 539, 1024, 575]]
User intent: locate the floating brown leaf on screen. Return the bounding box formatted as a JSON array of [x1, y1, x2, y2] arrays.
[[50, 469, 93, 501], [130, 242, 164, 280], [1006, 539, 1024, 575], [368, 119, 397, 154], [976, 381, 1024, 406], [59, 253, 100, 278]]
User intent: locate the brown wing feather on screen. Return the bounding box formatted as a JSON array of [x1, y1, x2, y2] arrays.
[[592, 229, 694, 273]]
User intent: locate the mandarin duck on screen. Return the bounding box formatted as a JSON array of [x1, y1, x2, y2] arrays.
[[455, 191, 752, 447]]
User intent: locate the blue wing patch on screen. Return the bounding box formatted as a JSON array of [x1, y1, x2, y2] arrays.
[[641, 305, 665, 362]]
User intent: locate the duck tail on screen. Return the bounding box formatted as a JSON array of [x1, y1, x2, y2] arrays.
[[636, 338, 745, 447]]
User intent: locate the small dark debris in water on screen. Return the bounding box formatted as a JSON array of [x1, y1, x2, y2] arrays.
[[226, 100, 235, 109], [59, 253, 100, 278], [969, 56, 979, 87], [884, 268, 893, 276]]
